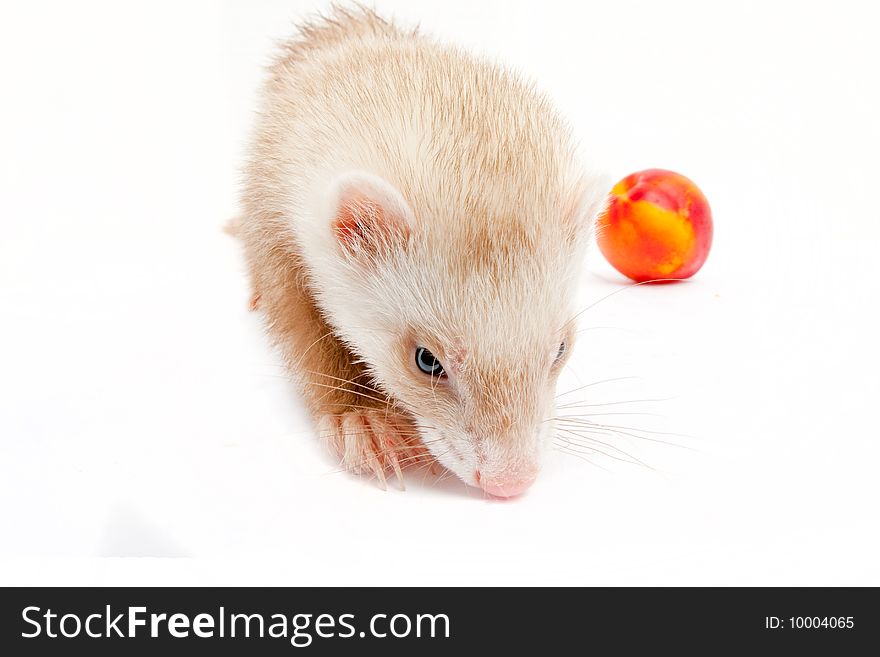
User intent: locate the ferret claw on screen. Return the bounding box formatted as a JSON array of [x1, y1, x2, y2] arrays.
[[248, 293, 262, 311], [388, 449, 405, 491], [370, 455, 388, 490], [321, 410, 430, 490]]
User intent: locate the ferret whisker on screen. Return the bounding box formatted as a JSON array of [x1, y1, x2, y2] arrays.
[[551, 410, 664, 418], [300, 368, 386, 396], [304, 381, 392, 406], [434, 465, 459, 486], [258, 372, 382, 404], [420, 453, 448, 486], [554, 415, 696, 440], [313, 394, 394, 413], [554, 445, 610, 471], [554, 419, 695, 450], [262, 360, 377, 377], [555, 425, 639, 451], [290, 329, 339, 372], [555, 428, 653, 469], [556, 396, 675, 409], [555, 376, 640, 399], [258, 372, 393, 409], [554, 436, 644, 468], [315, 404, 395, 413], [318, 429, 442, 449], [561, 277, 689, 332]]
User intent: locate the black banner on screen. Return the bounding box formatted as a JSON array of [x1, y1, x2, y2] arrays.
[[0, 587, 875, 654]]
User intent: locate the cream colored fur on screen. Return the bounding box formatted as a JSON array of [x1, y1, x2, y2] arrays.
[[237, 5, 607, 492]]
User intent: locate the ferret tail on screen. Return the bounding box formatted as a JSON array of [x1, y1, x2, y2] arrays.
[[223, 215, 242, 237]]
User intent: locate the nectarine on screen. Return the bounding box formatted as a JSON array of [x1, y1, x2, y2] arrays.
[[597, 169, 713, 282]]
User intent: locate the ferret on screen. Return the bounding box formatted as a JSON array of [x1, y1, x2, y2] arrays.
[[234, 5, 607, 497]]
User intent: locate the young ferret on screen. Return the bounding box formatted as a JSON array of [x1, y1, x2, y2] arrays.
[[234, 6, 607, 497]]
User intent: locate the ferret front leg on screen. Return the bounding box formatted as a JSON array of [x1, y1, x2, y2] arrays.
[[257, 263, 429, 488]]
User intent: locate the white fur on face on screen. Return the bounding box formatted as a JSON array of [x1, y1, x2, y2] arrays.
[[298, 169, 593, 486]]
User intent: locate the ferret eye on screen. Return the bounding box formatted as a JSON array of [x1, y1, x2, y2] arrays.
[[415, 347, 445, 377], [555, 341, 567, 362]]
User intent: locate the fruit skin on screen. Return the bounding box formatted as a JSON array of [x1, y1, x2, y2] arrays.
[[597, 168, 713, 283]]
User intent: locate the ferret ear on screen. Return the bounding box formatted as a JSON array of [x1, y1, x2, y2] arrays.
[[329, 172, 414, 262]]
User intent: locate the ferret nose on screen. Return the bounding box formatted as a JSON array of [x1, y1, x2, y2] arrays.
[[476, 471, 537, 498]]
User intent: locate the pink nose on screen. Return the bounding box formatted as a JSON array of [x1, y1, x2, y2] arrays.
[[477, 472, 537, 498]]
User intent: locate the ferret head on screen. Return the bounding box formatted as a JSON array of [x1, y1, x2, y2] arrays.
[[307, 169, 604, 497]]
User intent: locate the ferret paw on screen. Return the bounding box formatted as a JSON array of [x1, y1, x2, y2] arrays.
[[316, 411, 430, 490]]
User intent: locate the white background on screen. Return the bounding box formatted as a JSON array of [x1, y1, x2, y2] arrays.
[[1, 0, 878, 585]]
